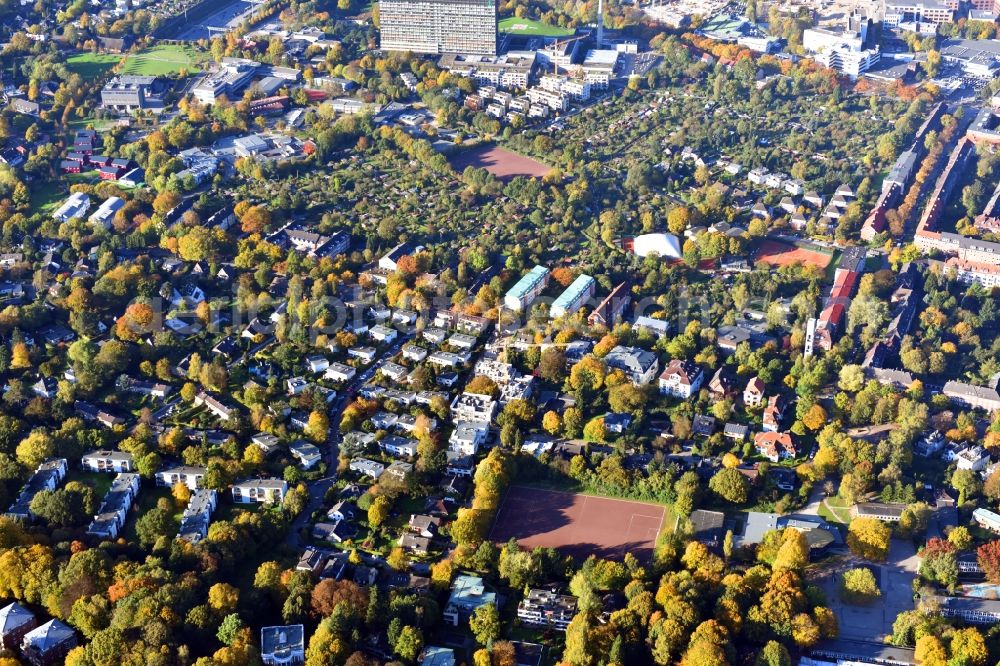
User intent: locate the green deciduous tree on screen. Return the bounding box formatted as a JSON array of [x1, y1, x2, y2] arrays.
[[708, 468, 749, 504], [846, 518, 891, 562], [469, 603, 500, 646]]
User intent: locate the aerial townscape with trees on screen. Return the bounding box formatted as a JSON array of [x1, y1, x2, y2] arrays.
[[0, 0, 998, 663]]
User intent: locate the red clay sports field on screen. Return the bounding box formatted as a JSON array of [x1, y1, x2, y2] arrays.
[[489, 486, 666, 561]]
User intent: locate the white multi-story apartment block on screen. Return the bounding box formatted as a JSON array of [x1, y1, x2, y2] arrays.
[[503, 265, 550, 311], [539, 75, 591, 101], [517, 589, 577, 630], [448, 421, 489, 455], [379, 0, 497, 55], [450, 392, 499, 423], [526, 87, 568, 112]]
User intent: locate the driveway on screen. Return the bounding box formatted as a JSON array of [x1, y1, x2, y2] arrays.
[[799, 483, 825, 516]]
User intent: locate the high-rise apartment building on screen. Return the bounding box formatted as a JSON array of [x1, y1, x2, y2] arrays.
[[379, 0, 497, 55]]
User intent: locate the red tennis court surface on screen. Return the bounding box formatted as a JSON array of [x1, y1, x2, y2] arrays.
[[755, 240, 833, 269], [490, 486, 666, 561]]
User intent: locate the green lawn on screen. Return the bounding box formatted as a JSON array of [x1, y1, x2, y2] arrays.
[[66, 118, 117, 132], [123, 486, 176, 543], [30, 172, 96, 215], [122, 44, 206, 76], [499, 16, 574, 37], [818, 496, 852, 524], [66, 470, 115, 499], [65, 52, 120, 78]]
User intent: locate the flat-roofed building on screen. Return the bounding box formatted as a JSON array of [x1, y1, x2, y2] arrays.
[[504, 265, 550, 311], [526, 87, 568, 112], [100, 75, 159, 112], [450, 392, 498, 422], [974, 507, 1000, 533], [81, 450, 134, 473], [439, 51, 536, 88], [939, 38, 1000, 77], [539, 74, 591, 100], [192, 59, 260, 104], [578, 49, 618, 88], [232, 478, 287, 504], [931, 595, 1000, 624], [443, 574, 496, 626], [550, 274, 595, 318], [517, 589, 576, 630], [379, 0, 497, 55], [885, 0, 955, 24]]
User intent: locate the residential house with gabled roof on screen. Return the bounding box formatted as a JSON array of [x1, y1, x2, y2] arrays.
[[724, 423, 749, 440], [178, 489, 216, 543], [400, 532, 432, 554], [193, 391, 235, 421], [707, 367, 734, 401], [852, 502, 905, 522], [289, 441, 322, 469], [633, 315, 670, 339], [658, 359, 704, 398], [386, 461, 413, 481], [349, 458, 385, 479], [754, 431, 796, 462], [251, 433, 281, 457], [325, 362, 356, 382], [942, 381, 1000, 413], [762, 395, 785, 431], [743, 377, 764, 407], [313, 520, 357, 543], [381, 435, 418, 458], [408, 514, 442, 538], [86, 472, 141, 540], [5, 458, 68, 521]]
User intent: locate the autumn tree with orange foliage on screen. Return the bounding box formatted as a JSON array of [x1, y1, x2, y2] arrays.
[[551, 266, 575, 288]]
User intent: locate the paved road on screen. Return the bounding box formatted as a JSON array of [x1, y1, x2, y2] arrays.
[[286, 475, 336, 549], [283, 332, 413, 548]]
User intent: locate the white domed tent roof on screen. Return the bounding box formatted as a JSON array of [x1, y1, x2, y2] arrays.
[[633, 233, 681, 259]]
